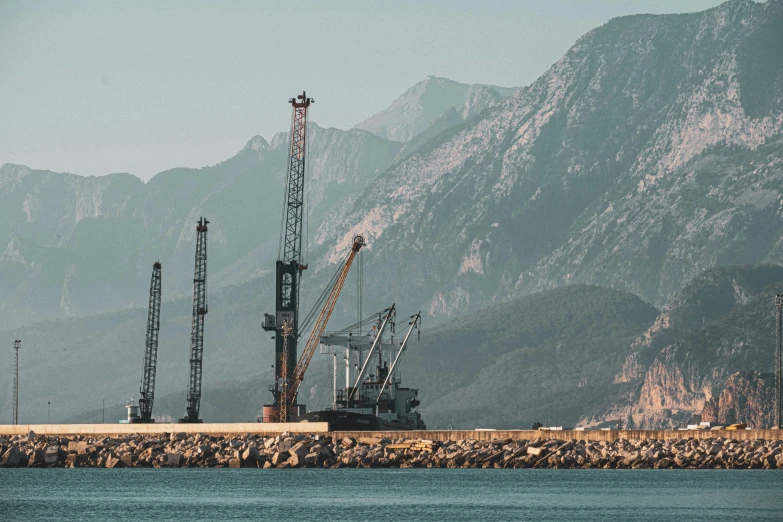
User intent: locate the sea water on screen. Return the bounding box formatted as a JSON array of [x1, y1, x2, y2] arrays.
[[1, 468, 781, 521]]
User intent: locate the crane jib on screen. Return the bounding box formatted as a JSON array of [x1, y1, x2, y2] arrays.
[[283, 235, 365, 415]]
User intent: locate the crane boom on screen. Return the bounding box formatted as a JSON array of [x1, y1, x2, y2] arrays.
[[180, 217, 208, 423], [282, 235, 365, 418], [136, 261, 162, 423], [376, 312, 421, 404]]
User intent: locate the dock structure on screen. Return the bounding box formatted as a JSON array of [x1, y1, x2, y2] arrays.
[[0, 425, 781, 441]]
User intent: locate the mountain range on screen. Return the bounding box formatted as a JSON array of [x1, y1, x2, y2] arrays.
[[2, 0, 782, 427]]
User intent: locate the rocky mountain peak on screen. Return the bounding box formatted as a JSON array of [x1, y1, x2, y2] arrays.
[[242, 135, 270, 153], [353, 76, 516, 143]]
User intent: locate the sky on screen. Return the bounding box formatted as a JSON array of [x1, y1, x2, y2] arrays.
[[0, 0, 730, 180]]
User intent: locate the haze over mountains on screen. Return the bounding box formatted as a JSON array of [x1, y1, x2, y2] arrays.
[[2, 0, 782, 428]]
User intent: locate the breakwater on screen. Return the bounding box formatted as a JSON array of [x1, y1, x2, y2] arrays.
[[2, 431, 782, 469]]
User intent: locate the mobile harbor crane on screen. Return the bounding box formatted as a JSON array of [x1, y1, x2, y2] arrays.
[[261, 92, 314, 422], [132, 261, 162, 423], [180, 218, 209, 423]]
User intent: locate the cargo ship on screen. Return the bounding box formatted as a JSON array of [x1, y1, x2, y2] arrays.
[[301, 307, 426, 430]]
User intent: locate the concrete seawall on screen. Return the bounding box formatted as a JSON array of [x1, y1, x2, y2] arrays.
[[0, 424, 780, 441], [0, 423, 329, 437], [332, 429, 783, 442]]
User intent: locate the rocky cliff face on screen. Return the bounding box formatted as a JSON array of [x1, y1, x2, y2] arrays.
[[580, 265, 783, 429], [702, 371, 776, 428], [319, 0, 783, 323]]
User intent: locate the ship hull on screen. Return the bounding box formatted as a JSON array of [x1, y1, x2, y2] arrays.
[[301, 410, 418, 431]]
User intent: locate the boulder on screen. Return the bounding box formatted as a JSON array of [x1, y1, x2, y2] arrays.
[[68, 441, 87, 454], [271, 452, 287, 466], [105, 455, 126, 469], [44, 446, 60, 464], [121, 454, 136, 467], [290, 442, 309, 460], [242, 447, 260, 462], [228, 458, 241, 468], [27, 449, 44, 467], [305, 452, 319, 466], [278, 439, 295, 452], [166, 453, 183, 467]]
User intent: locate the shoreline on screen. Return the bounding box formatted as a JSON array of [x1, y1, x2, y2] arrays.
[[3, 432, 782, 469]]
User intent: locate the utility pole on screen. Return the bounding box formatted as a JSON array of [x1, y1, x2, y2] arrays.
[[775, 294, 782, 429], [13, 340, 20, 425]]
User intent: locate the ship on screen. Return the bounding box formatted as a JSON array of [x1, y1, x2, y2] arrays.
[[300, 306, 426, 431]]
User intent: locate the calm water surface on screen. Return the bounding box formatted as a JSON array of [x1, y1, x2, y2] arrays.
[[1, 469, 781, 521]]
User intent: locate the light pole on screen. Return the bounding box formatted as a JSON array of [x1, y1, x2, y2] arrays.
[[47, 401, 50, 424], [775, 294, 782, 429]]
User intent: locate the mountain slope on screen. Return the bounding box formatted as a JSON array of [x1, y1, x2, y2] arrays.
[[318, 0, 783, 322], [0, 124, 401, 330]]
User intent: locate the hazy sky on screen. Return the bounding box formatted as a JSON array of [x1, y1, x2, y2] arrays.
[[1, 0, 729, 180]]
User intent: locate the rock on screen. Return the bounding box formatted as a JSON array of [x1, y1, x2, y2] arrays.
[[170, 432, 187, 441], [27, 449, 44, 467], [228, 458, 241, 468], [289, 442, 309, 460], [242, 447, 260, 462], [68, 441, 87, 454], [527, 447, 545, 456], [27, 431, 36, 443], [65, 454, 77, 468], [278, 439, 295, 452], [167, 453, 183, 467], [342, 437, 356, 448], [44, 446, 60, 464], [305, 452, 319, 466], [271, 452, 287, 466], [121, 454, 135, 467], [105, 455, 126, 469]]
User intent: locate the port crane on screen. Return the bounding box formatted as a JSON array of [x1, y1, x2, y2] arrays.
[[180, 217, 209, 423], [277, 235, 365, 421], [261, 92, 313, 420], [134, 261, 162, 423]]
